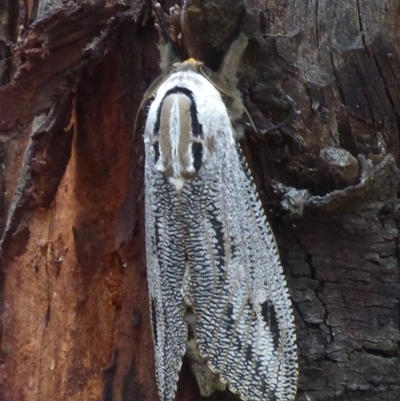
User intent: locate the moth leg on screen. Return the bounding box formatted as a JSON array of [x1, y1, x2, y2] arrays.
[[251, 110, 301, 134], [137, 2, 183, 122], [152, 2, 181, 72], [184, 310, 226, 397]]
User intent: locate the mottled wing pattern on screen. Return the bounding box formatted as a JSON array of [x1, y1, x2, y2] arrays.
[[144, 157, 187, 401], [181, 138, 297, 401], [144, 60, 297, 401]]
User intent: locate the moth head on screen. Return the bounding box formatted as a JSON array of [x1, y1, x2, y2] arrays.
[[171, 58, 203, 73]]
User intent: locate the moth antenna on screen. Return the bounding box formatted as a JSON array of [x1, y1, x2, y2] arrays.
[[218, 33, 248, 89], [201, 33, 258, 135], [200, 65, 258, 134]]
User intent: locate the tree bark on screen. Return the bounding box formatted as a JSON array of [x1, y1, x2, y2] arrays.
[[0, 1, 399, 401]]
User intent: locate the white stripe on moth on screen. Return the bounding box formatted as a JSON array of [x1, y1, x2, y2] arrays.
[[169, 95, 182, 178], [169, 177, 186, 191]]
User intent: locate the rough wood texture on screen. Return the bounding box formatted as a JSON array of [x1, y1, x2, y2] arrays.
[[0, 1, 399, 401]]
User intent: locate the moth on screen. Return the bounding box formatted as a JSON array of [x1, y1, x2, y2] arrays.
[[143, 11, 298, 401]]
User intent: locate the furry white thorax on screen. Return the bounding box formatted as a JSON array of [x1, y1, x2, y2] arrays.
[[149, 69, 228, 121], [144, 66, 235, 191]]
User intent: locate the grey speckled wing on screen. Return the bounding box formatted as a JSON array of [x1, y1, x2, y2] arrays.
[[144, 163, 187, 401], [180, 140, 297, 401]]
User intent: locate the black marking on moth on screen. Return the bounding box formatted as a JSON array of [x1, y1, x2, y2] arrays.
[[153, 142, 160, 163], [191, 142, 203, 172], [154, 87, 204, 138], [233, 333, 243, 352], [230, 236, 237, 258], [151, 298, 158, 345], [186, 307, 196, 341], [224, 303, 236, 331], [261, 300, 280, 350], [206, 206, 226, 275], [153, 205, 162, 253], [244, 343, 253, 363]]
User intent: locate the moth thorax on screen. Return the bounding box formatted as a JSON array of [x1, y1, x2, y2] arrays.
[[153, 89, 205, 182]]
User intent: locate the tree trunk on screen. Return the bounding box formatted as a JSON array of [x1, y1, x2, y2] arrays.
[[0, 1, 399, 401]]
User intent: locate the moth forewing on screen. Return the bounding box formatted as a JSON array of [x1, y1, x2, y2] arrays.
[[144, 59, 297, 401]]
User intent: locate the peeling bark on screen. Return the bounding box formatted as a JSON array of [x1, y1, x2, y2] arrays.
[[0, 1, 399, 401]]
